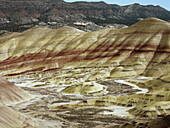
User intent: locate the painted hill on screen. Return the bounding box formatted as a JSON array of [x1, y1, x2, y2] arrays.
[[0, 17, 169, 79], [0, 18, 169, 122]]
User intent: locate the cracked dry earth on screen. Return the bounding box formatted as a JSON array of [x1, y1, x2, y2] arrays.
[[8, 72, 139, 128]]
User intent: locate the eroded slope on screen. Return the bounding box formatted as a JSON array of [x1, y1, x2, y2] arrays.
[[0, 103, 44, 128], [0, 76, 33, 104]]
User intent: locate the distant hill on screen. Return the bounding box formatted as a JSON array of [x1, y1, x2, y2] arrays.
[[0, 0, 169, 35]]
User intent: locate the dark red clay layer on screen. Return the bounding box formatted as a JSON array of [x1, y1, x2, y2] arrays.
[[1, 43, 170, 76]]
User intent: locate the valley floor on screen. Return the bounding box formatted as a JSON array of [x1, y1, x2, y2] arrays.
[[8, 76, 150, 128], [5, 63, 169, 128]]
